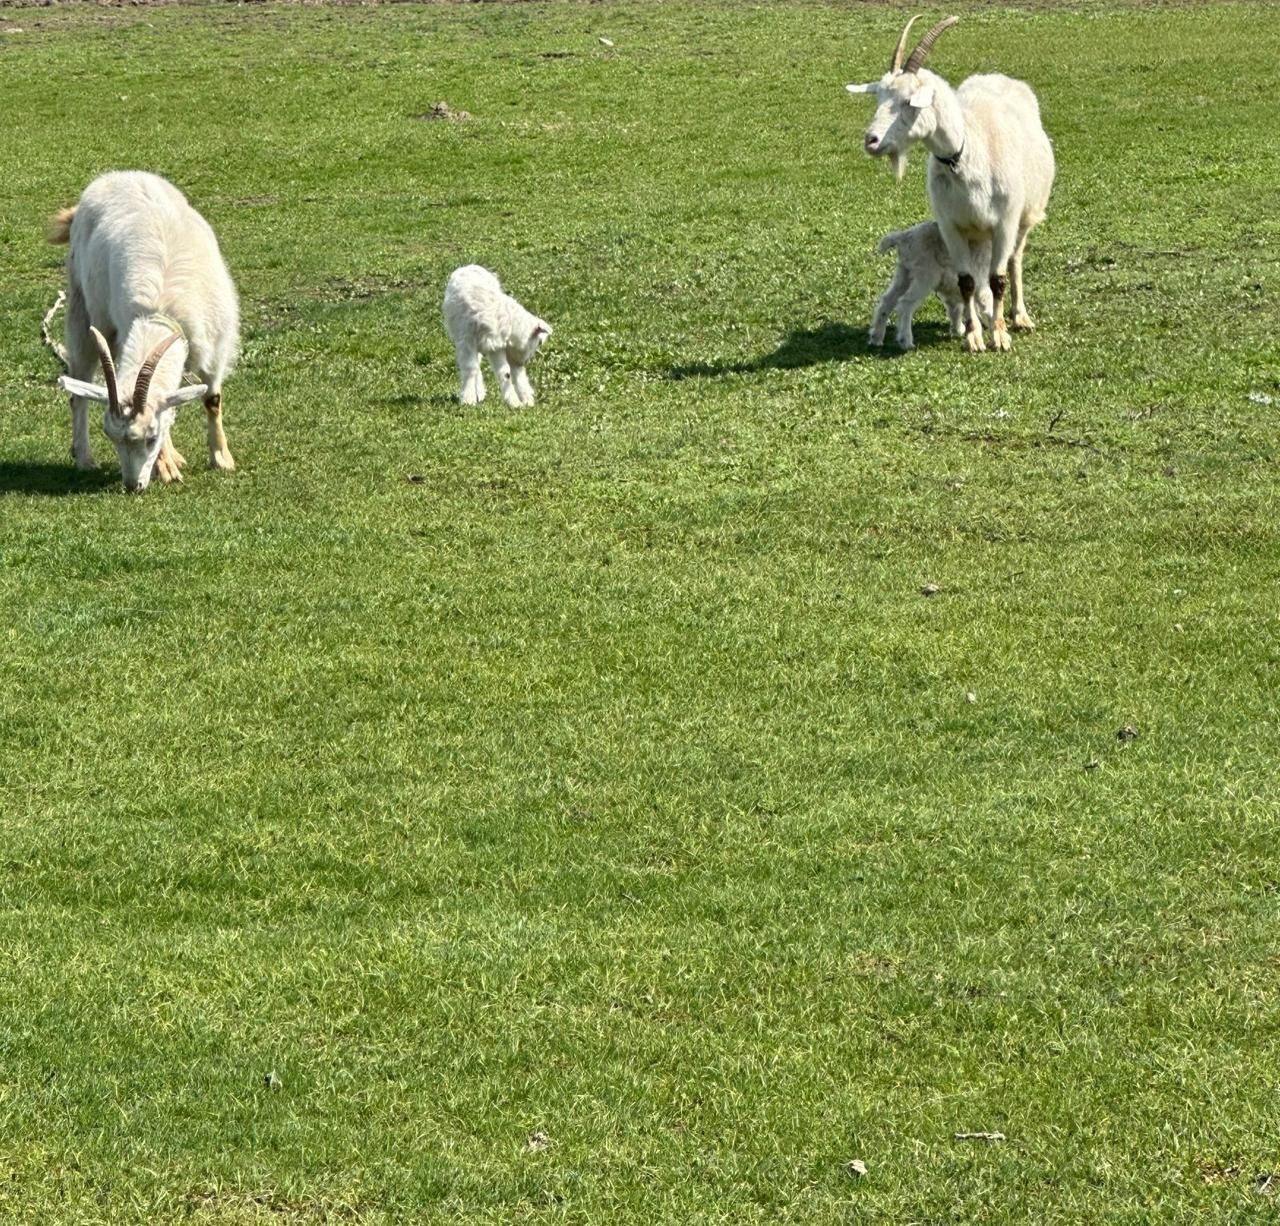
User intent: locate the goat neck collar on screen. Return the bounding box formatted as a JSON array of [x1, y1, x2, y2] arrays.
[[145, 312, 187, 341], [934, 139, 964, 172]]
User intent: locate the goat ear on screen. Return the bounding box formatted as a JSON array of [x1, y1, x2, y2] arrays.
[[58, 375, 112, 402], [845, 82, 878, 95], [534, 321, 552, 338], [160, 384, 209, 409], [909, 85, 934, 109]]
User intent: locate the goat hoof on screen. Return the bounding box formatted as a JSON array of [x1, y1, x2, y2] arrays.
[[210, 451, 236, 472], [1013, 313, 1035, 332], [992, 329, 1012, 352], [963, 332, 986, 354]]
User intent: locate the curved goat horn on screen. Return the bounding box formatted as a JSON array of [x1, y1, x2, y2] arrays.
[[88, 326, 121, 417], [904, 15, 959, 74], [891, 14, 922, 73], [132, 331, 181, 419]]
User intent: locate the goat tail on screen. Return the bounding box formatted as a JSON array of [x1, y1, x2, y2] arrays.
[[41, 290, 69, 369], [877, 227, 911, 256], [47, 207, 75, 244]]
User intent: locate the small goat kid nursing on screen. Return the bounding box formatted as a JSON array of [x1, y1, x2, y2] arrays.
[[871, 219, 994, 350], [50, 171, 239, 491], [848, 15, 1055, 353]]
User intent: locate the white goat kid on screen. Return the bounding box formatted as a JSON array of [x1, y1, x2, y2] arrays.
[[50, 170, 239, 491], [443, 265, 551, 409], [870, 219, 993, 349], [848, 15, 1055, 353]]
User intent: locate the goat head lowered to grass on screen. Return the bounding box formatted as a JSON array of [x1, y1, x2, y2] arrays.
[[50, 170, 240, 491], [847, 15, 1055, 353]]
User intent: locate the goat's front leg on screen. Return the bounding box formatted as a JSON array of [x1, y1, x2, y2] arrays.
[[487, 350, 521, 409], [938, 282, 967, 337], [155, 434, 186, 484], [957, 274, 986, 353], [205, 392, 235, 471], [987, 225, 1020, 352], [939, 225, 986, 353], [987, 272, 1011, 351], [512, 365, 535, 407], [69, 396, 97, 469]]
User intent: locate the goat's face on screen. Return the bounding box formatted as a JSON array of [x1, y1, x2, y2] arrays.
[[58, 326, 208, 492], [102, 405, 175, 493], [850, 72, 940, 182], [521, 319, 553, 363], [60, 327, 208, 496], [848, 15, 960, 180]]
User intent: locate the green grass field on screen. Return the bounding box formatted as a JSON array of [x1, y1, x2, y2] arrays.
[[1, 1, 1279, 1220]]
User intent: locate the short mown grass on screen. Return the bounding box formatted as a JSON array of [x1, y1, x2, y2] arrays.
[[1, 2, 1278, 1221]]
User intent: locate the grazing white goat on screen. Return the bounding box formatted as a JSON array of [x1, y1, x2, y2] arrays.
[[49, 170, 239, 491], [847, 15, 1055, 353], [443, 265, 551, 408], [870, 219, 993, 349]]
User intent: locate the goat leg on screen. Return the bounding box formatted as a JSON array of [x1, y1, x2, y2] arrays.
[[1010, 231, 1034, 330], [957, 274, 986, 353], [205, 392, 235, 471], [989, 273, 1011, 351], [155, 435, 185, 484]]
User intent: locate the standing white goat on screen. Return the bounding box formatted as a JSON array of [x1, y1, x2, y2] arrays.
[[847, 15, 1055, 353], [49, 170, 239, 491], [443, 265, 552, 409]]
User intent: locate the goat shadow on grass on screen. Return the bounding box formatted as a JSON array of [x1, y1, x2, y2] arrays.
[[382, 392, 473, 414], [0, 461, 118, 497], [668, 319, 953, 380]]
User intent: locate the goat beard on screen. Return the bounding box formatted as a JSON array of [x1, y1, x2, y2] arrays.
[[892, 150, 908, 183]]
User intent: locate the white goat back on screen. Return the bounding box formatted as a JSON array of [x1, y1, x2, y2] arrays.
[[70, 171, 240, 384], [443, 265, 548, 364]]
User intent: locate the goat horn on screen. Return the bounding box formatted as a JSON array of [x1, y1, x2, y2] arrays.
[[904, 15, 959, 74], [132, 331, 181, 420], [891, 14, 921, 73], [88, 326, 121, 417]]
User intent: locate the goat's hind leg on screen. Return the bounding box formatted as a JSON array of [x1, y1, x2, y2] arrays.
[[1010, 228, 1035, 331], [205, 391, 235, 471], [869, 269, 908, 347], [893, 276, 939, 351]]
